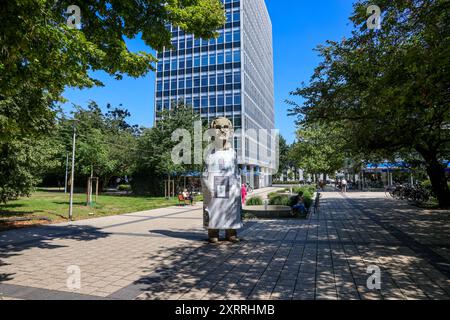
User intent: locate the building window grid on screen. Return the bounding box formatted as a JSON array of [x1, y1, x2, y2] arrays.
[[156, 0, 274, 163]]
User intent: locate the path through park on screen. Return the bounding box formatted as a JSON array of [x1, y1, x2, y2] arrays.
[[1, 190, 449, 300]]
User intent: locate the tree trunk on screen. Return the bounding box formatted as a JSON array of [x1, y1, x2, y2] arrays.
[[425, 159, 450, 208], [418, 148, 450, 208]]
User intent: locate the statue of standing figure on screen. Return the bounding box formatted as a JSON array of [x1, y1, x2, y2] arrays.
[[202, 117, 242, 243]]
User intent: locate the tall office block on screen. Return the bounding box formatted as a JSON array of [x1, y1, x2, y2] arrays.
[[155, 0, 275, 189]]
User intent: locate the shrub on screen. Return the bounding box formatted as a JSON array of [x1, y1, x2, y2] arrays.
[[118, 184, 132, 192], [268, 192, 280, 198], [269, 194, 290, 206], [273, 180, 301, 185], [246, 196, 263, 206], [421, 180, 450, 196]]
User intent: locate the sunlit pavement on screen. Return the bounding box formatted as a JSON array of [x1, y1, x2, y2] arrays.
[[1, 190, 449, 300]]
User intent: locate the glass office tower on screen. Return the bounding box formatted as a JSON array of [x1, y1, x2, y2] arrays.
[[154, 0, 275, 189]]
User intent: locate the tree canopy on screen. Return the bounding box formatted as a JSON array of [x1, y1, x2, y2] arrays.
[[0, 0, 225, 202], [289, 0, 450, 207], [290, 124, 347, 178], [132, 104, 206, 195]]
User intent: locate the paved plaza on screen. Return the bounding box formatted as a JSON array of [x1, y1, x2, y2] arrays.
[[1, 191, 450, 300]]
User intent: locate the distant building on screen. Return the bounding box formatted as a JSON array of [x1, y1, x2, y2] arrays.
[[154, 0, 275, 189]]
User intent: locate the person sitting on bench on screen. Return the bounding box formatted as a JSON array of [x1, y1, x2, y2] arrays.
[[182, 189, 194, 205], [290, 191, 307, 215]]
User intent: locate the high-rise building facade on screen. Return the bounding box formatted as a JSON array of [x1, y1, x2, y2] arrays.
[[155, 0, 275, 189]]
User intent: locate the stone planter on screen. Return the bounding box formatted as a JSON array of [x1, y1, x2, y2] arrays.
[[242, 205, 307, 219]]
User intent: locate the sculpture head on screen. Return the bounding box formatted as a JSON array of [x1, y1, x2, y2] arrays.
[[210, 117, 234, 151]]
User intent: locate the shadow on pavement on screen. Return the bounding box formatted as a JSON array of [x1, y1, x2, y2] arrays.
[[0, 225, 111, 284]]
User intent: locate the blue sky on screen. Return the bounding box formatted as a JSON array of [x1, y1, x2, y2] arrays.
[[62, 0, 355, 144]]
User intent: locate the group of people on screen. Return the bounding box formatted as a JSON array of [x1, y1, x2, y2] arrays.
[[180, 189, 194, 205], [336, 179, 348, 193]]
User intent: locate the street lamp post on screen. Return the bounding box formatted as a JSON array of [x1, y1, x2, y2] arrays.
[[68, 121, 77, 221], [64, 153, 69, 194]]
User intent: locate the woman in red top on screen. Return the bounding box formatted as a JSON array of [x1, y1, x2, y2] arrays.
[[241, 184, 248, 205]]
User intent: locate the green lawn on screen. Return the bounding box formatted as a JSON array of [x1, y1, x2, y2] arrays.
[[0, 190, 196, 227]]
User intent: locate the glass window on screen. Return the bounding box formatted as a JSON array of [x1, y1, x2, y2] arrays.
[[234, 115, 241, 128], [171, 79, 177, 90], [209, 74, 216, 86], [201, 54, 208, 66], [217, 32, 224, 44], [194, 75, 200, 87], [194, 55, 200, 67], [171, 58, 177, 70], [209, 96, 216, 106], [217, 73, 224, 85], [233, 50, 240, 62], [233, 12, 240, 22], [209, 53, 216, 65], [226, 93, 233, 105], [178, 58, 185, 69], [164, 80, 170, 91], [201, 96, 208, 107], [234, 93, 241, 105], [194, 97, 200, 108], [225, 31, 232, 43], [226, 72, 233, 84], [233, 30, 240, 42], [157, 81, 163, 92], [186, 57, 193, 68], [217, 52, 224, 64], [201, 75, 208, 86], [226, 51, 233, 63], [178, 78, 185, 89], [186, 78, 193, 88], [234, 71, 241, 83], [218, 95, 224, 106]]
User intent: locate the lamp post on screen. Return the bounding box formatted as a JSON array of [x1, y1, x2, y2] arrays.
[[68, 120, 77, 221], [64, 153, 69, 194]]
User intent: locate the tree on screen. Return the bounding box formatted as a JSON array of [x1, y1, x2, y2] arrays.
[[132, 104, 205, 195], [1, 0, 224, 142], [54, 102, 138, 189], [0, 0, 225, 201], [274, 135, 292, 180], [289, 0, 450, 207], [0, 137, 61, 203], [290, 124, 346, 180]]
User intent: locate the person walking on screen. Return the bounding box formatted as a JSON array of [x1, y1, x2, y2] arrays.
[[341, 179, 348, 193], [241, 183, 248, 206]]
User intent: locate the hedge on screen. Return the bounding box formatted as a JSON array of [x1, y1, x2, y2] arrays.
[[246, 196, 264, 206]]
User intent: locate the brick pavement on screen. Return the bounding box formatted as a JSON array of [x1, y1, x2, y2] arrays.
[[1, 191, 449, 300]]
